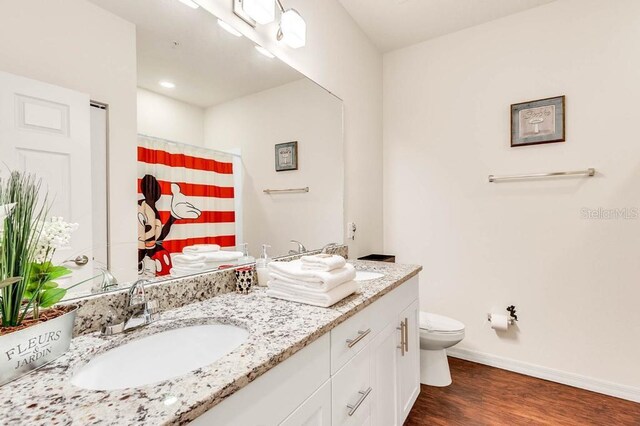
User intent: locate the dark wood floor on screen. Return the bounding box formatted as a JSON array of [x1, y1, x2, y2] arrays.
[[405, 358, 640, 426]]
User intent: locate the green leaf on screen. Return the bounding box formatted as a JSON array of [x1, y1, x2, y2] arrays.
[[42, 281, 59, 289], [23, 290, 34, 300], [39, 288, 67, 308], [0, 277, 22, 289], [46, 266, 72, 281]]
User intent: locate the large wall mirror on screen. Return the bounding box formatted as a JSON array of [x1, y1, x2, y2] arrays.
[[0, 0, 344, 300]]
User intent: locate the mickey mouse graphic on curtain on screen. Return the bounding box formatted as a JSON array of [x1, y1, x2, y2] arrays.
[[137, 175, 202, 277]]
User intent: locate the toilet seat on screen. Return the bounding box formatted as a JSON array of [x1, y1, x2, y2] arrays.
[[419, 312, 465, 333]]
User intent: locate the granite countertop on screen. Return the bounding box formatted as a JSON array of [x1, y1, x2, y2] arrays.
[[0, 260, 421, 425]]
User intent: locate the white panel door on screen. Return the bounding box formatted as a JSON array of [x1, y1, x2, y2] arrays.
[[397, 299, 421, 423], [369, 320, 400, 426], [280, 379, 332, 426], [0, 70, 93, 288]]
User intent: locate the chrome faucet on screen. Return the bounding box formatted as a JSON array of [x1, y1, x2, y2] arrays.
[[102, 279, 159, 335], [289, 240, 307, 255], [321, 243, 339, 254]]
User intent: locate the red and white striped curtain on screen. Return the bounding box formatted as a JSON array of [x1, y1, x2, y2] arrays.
[[137, 136, 236, 276]]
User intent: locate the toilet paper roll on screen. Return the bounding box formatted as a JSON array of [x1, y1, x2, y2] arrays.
[[490, 313, 509, 331]]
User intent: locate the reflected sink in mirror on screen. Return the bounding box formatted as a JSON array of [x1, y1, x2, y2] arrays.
[[71, 324, 249, 390], [354, 271, 385, 282]]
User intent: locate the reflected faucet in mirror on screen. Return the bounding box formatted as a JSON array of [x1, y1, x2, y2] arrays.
[[321, 243, 339, 254], [289, 240, 307, 255], [101, 279, 159, 335]]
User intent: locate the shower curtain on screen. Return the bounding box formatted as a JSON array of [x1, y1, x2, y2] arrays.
[[137, 135, 236, 277]]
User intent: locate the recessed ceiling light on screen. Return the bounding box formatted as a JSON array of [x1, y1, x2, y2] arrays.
[[217, 19, 242, 37], [159, 81, 176, 89], [177, 0, 199, 9], [254, 45, 275, 58]]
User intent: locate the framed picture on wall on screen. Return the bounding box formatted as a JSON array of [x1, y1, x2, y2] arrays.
[[511, 96, 565, 147], [275, 141, 298, 171]]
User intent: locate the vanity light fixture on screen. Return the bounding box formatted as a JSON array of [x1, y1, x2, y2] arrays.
[[243, 0, 275, 25], [255, 45, 275, 58], [159, 81, 176, 89], [217, 19, 243, 37], [277, 7, 306, 48], [177, 0, 199, 9]]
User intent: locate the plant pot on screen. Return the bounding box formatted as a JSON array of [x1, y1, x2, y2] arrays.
[[0, 306, 77, 386]]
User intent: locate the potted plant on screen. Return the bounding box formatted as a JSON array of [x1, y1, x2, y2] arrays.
[[0, 171, 79, 385]]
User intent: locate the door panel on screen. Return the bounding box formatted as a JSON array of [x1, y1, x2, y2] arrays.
[[280, 379, 331, 426], [0, 70, 93, 290], [370, 320, 400, 426], [397, 299, 421, 423]]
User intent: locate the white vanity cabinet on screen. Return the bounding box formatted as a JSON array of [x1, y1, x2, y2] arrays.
[[195, 276, 420, 426]]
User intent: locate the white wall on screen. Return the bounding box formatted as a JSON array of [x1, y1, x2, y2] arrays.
[[137, 88, 205, 145], [198, 0, 383, 258], [205, 79, 344, 256], [0, 0, 138, 282], [384, 0, 640, 395]]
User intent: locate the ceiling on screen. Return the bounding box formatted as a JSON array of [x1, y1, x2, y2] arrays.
[[89, 0, 303, 108], [338, 0, 556, 52]]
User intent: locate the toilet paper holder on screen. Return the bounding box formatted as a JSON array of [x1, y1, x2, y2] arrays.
[[487, 305, 518, 325]]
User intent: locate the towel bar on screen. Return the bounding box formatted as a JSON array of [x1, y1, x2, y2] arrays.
[[263, 187, 309, 194], [488, 168, 596, 183]]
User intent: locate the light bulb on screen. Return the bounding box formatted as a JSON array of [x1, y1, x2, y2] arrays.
[[243, 0, 275, 25], [217, 19, 242, 37], [279, 9, 306, 48]]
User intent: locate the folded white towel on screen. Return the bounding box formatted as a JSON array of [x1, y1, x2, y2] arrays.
[[172, 254, 206, 266], [266, 280, 358, 307], [200, 251, 244, 263], [268, 260, 355, 287], [268, 272, 347, 292], [300, 254, 346, 272], [183, 244, 221, 254]]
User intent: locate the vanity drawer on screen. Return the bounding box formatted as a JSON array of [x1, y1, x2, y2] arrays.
[[330, 305, 372, 374], [369, 276, 419, 334], [332, 344, 372, 425]]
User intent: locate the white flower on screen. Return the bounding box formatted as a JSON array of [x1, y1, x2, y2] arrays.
[[33, 217, 79, 263]]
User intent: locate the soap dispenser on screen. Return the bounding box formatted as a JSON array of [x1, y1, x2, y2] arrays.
[[237, 243, 255, 265], [256, 244, 272, 286]]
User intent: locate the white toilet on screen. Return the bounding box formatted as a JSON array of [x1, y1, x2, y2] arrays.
[[419, 312, 465, 387]]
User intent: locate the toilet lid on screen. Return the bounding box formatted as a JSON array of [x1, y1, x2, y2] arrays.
[[419, 312, 465, 332]]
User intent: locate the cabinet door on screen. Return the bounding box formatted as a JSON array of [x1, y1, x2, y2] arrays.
[[397, 299, 421, 423], [281, 379, 331, 426], [332, 345, 372, 425], [369, 321, 401, 426]]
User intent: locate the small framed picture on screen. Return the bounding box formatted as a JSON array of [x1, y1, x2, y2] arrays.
[[275, 141, 298, 171], [511, 96, 565, 147]]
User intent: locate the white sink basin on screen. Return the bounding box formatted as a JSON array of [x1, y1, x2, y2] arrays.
[[71, 324, 249, 390], [354, 271, 385, 282]]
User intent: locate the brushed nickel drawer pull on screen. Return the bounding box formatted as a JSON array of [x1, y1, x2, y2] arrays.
[[404, 316, 409, 352], [347, 387, 372, 416], [397, 320, 406, 356], [346, 328, 371, 348]]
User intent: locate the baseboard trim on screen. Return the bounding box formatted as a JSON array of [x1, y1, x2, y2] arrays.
[[446, 347, 640, 403]]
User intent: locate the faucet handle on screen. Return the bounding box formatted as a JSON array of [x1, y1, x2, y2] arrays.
[[128, 279, 150, 307]]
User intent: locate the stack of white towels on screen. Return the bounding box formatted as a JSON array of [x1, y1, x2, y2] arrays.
[[170, 244, 244, 277], [266, 254, 357, 307]]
